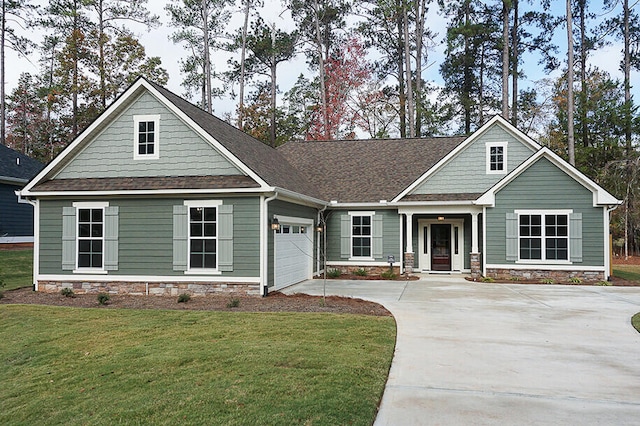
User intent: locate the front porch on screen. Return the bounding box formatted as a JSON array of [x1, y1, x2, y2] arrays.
[[399, 206, 483, 278]]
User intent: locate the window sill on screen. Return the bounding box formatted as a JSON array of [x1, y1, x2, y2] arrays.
[[516, 260, 572, 265], [184, 269, 222, 275], [349, 257, 375, 262], [73, 269, 108, 275]]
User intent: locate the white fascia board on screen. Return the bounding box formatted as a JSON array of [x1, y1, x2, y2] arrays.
[[397, 204, 483, 215], [272, 187, 328, 208], [22, 79, 150, 194], [475, 148, 622, 207], [21, 187, 269, 198], [392, 115, 541, 203], [142, 83, 271, 190]]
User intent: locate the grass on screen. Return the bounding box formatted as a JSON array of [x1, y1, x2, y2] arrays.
[[0, 305, 395, 425], [0, 249, 33, 291], [633, 313, 640, 334], [613, 264, 640, 283]]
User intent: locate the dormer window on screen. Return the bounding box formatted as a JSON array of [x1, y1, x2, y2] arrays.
[[486, 142, 507, 174], [134, 115, 160, 160]]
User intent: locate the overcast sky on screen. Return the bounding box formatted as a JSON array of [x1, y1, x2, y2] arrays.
[[4, 0, 636, 120]]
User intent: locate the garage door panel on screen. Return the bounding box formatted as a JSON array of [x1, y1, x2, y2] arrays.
[[275, 222, 313, 290]]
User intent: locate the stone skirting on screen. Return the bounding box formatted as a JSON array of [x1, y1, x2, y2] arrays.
[[485, 268, 605, 283], [470, 253, 481, 279], [37, 280, 261, 296], [329, 265, 401, 276], [403, 252, 415, 274]]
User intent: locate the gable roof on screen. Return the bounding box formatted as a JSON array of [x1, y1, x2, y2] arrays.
[[22, 78, 322, 201], [277, 136, 467, 203], [475, 147, 621, 207], [392, 115, 541, 202], [0, 144, 44, 184]]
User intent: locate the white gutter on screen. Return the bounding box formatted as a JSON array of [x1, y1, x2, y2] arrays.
[[15, 191, 39, 290], [261, 192, 278, 296]]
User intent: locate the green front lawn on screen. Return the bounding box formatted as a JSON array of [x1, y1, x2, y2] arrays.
[[0, 249, 33, 291], [0, 305, 395, 425], [613, 264, 640, 284]]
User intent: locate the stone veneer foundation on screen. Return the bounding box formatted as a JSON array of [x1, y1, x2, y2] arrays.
[[38, 281, 261, 296], [329, 265, 401, 276], [485, 268, 605, 283]]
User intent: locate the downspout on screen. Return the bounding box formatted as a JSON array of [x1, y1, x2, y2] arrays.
[[316, 205, 327, 275], [15, 191, 38, 291], [262, 192, 278, 296], [605, 204, 619, 281]]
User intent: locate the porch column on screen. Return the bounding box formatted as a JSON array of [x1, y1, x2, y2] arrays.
[[470, 212, 481, 279], [404, 213, 414, 274]]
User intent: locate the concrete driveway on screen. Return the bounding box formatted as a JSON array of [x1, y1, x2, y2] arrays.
[[283, 276, 640, 425]]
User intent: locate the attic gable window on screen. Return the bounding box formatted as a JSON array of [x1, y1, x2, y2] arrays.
[[134, 115, 160, 160], [486, 142, 507, 174]]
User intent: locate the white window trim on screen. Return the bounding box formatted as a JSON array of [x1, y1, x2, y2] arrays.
[[72, 202, 109, 273], [349, 211, 375, 261], [133, 114, 160, 160], [515, 209, 572, 264], [486, 141, 508, 175], [184, 200, 222, 273]]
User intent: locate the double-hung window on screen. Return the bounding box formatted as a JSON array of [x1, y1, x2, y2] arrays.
[[134, 115, 160, 160], [64, 201, 115, 272], [189, 205, 218, 270], [519, 212, 569, 261], [486, 142, 507, 174], [351, 214, 372, 258]]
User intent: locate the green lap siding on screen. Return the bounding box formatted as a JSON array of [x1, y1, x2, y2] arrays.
[[485, 157, 604, 266], [39, 197, 260, 277], [326, 209, 400, 263]]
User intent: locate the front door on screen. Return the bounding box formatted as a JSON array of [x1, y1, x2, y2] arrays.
[[431, 224, 451, 271]]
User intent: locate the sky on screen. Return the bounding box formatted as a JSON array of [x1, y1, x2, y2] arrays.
[[4, 0, 637, 123]]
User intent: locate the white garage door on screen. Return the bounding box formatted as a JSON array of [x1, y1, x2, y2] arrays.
[[274, 220, 313, 290]]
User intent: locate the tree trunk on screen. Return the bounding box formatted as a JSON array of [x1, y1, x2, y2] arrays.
[[501, 0, 509, 119], [72, 3, 79, 137], [312, 0, 329, 138], [396, 2, 406, 138], [624, 0, 631, 155], [579, 0, 588, 148], [202, 0, 212, 113], [414, 0, 427, 137], [1, 0, 6, 145], [269, 25, 277, 148], [237, 0, 251, 130], [510, 0, 518, 126], [566, 0, 575, 166], [98, 0, 106, 109], [403, 3, 415, 138], [463, 1, 471, 134]]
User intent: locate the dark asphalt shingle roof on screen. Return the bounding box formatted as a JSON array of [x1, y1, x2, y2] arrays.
[[147, 81, 323, 201], [0, 144, 44, 183], [31, 175, 259, 192], [277, 136, 468, 203]]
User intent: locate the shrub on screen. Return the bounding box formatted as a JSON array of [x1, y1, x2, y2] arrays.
[[327, 268, 341, 279], [509, 276, 521, 281], [597, 281, 612, 286], [61, 288, 75, 298], [480, 276, 494, 282], [380, 270, 397, 280], [97, 293, 110, 305], [354, 268, 368, 276], [0, 278, 4, 299], [226, 297, 240, 308], [569, 277, 582, 284], [177, 293, 191, 303], [541, 278, 555, 284]]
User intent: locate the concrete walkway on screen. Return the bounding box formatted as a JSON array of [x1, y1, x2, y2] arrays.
[[283, 276, 640, 425]]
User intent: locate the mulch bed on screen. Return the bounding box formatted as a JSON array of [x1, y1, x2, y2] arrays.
[[0, 287, 391, 317]]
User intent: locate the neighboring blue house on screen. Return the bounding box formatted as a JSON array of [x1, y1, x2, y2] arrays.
[[19, 78, 621, 296], [0, 144, 44, 246]]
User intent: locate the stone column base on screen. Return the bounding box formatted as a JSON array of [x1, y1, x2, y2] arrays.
[[470, 252, 481, 279], [404, 252, 415, 274]]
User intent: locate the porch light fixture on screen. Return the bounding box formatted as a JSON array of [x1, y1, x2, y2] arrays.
[[437, 216, 445, 221], [270, 216, 280, 231], [316, 224, 324, 233]]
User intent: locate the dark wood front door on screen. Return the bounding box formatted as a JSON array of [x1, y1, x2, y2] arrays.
[[431, 224, 451, 271]]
